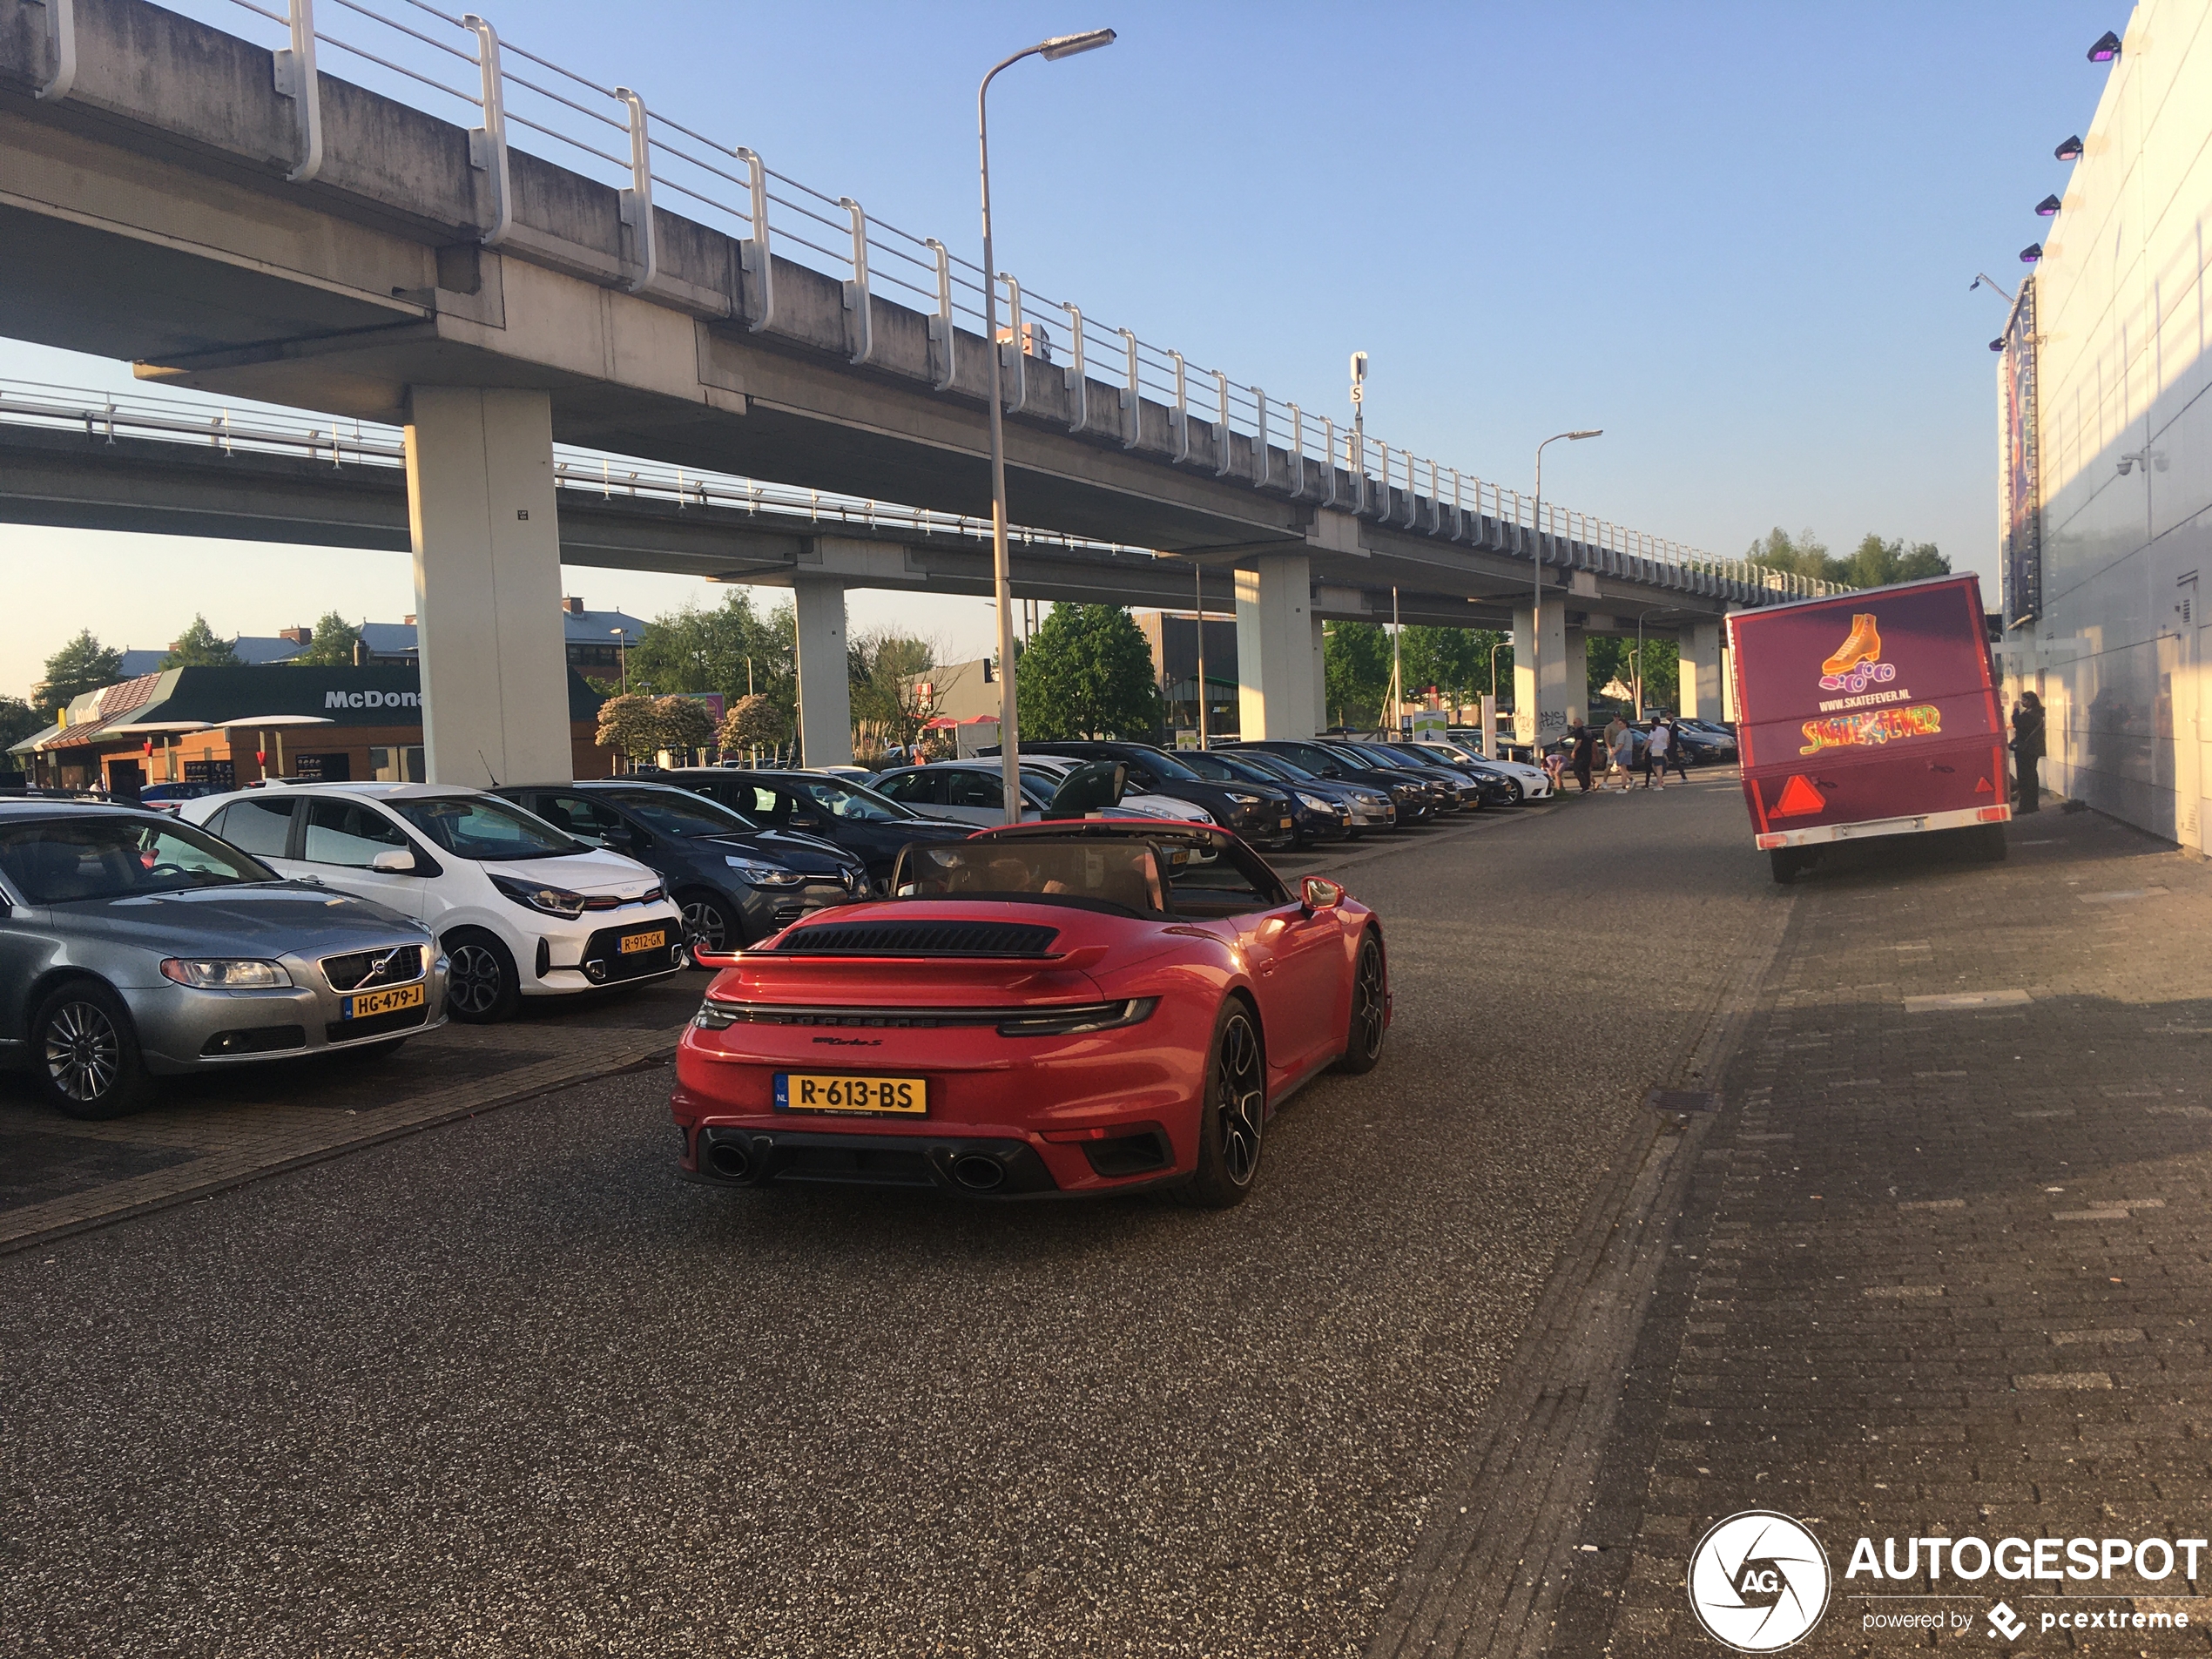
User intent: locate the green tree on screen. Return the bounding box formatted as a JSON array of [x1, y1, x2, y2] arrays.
[[1324, 622, 1393, 729], [1839, 533, 1948, 589], [1399, 626, 1498, 705], [35, 630, 124, 712], [160, 615, 242, 669], [595, 692, 665, 766], [1743, 526, 1838, 583], [847, 631, 936, 756], [0, 694, 44, 752], [718, 692, 787, 759], [1016, 604, 1160, 739], [288, 611, 362, 667], [631, 591, 794, 707], [655, 694, 717, 764]]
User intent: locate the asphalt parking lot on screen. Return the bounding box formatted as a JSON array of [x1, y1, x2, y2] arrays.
[[1, 779, 1782, 1656]]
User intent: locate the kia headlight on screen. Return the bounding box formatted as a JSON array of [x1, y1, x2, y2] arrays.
[[725, 857, 808, 888], [489, 873, 588, 919], [160, 958, 292, 989], [1225, 791, 1262, 806]]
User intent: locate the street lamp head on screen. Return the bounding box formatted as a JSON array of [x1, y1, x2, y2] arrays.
[[1568, 429, 1602, 441], [1039, 28, 1116, 59]]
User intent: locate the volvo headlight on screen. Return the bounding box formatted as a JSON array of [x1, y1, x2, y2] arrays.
[[725, 856, 808, 888], [489, 873, 588, 918], [160, 958, 291, 989]]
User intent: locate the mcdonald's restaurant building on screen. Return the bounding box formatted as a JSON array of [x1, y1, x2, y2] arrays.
[[10, 666, 613, 793]]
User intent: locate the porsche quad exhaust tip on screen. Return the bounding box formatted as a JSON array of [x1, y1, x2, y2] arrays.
[[950, 1154, 1007, 1192]]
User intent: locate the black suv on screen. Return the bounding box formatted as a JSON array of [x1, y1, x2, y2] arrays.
[[993, 742, 1298, 850], [650, 768, 972, 889], [495, 780, 866, 952]]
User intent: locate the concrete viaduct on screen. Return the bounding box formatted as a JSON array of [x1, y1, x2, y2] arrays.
[[0, 0, 1812, 781]]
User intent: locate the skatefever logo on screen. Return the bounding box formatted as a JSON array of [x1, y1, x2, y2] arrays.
[[1687, 1511, 1831, 1651], [1817, 612, 1896, 694]]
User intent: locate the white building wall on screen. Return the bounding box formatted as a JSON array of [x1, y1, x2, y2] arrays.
[[2013, 0, 2212, 846]]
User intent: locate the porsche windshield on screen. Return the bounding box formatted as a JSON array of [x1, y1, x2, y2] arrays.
[[895, 840, 1164, 914], [0, 816, 275, 904]]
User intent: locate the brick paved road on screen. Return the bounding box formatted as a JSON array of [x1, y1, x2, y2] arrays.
[[0, 783, 1782, 1658], [1541, 808, 2212, 1655]]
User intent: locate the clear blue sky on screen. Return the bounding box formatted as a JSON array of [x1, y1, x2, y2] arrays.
[[1, 0, 2107, 698]]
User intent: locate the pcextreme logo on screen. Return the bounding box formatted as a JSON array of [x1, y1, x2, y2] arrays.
[[1817, 612, 1896, 694], [1687, 1511, 1831, 1651]]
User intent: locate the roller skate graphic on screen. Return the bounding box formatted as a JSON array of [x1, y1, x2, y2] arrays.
[[1817, 613, 1895, 693]]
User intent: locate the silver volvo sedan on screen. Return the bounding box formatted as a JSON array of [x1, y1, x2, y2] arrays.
[[0, 800, 448, 1118]]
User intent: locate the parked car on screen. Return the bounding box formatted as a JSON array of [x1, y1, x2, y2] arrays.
[[1230, 739, 1434, 824], [995, 743, 1298, 850], [650, 768, 973, 889], [133, 781, 226, 813], [1320, 740, 1480, 813], [492, 781, 866, 954], [1172, 747, 1349, 846], [181, 783, 684, 1022], [1663, 718, 1739, 764], [1404, 739, 1554, 801], [0, 799, 448, 1117], [1003, 755, 1217, 825], [1214, 747, 1396, 835], [871, 761, 1054, 826], [673, 820, 1388, 1206]]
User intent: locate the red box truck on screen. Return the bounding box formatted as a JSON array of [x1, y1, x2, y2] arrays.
[[1726, 574, 2010, 884]]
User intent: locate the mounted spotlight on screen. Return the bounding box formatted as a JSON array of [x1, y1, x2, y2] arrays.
[[2035, 193, 2063, 216], [2020, 243, 2044, 263], [2087, 30, 2121, 62], [1989, 337, 2006, 353], [2055, 135, 2085, 161], [2117, 456, 2135, 475]]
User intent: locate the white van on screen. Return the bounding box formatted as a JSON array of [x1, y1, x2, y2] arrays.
[[184, 783, 685, 1022]]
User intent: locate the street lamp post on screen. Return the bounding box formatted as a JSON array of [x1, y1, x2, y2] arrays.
[[610, 626, 630, 693], [979, 26, 1116, 822], [1527, 428, 1602, 754]]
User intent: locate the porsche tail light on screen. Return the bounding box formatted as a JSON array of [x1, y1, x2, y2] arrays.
[[995, 998, 1158, 1038]]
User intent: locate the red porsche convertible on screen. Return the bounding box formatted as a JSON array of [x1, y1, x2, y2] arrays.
[[671, 820, 1388, 1206]]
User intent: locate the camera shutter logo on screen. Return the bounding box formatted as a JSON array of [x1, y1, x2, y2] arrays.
[[1686, 1510, 1831, 1651]]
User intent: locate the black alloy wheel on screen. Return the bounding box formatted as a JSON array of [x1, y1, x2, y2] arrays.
[[1184, 1001, 1266, 1208], [444, 930, 521, 1023], [32, 981, 153, 1119], [680, 891, 737, 957], [1332, 932, 1388, 1075]]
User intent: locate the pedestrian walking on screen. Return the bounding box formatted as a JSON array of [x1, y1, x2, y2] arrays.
[[1641, 718, 1671, 790], [1662, 713, 1690, 782], [1604, 715, 1635, 792], [1569, 722, 1598, 793], [2012, 691, 2046, 813]]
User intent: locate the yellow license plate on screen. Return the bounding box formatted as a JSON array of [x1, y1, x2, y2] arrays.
[[620, 928, 669, 955], [344, 982, 425, 1020], [774, 1073, 927, 1115]]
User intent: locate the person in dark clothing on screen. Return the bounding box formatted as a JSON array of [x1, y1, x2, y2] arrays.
[[1568, 723, 1598, 793], [2012, 691, 2047, 813], [1660, 713, 1691, 782]]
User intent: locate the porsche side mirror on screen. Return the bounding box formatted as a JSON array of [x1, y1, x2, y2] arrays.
[[1301, 875, 1345, 911], [368, 849, 416, 873]]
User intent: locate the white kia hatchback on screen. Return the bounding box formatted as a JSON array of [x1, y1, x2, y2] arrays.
[[183, 783, 685, 1022]]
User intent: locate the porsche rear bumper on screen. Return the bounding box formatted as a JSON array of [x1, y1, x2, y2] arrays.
[[683, 1124, 1181, 1198]]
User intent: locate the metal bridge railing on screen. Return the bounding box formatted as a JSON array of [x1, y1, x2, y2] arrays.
[[115, 0, 1844, 603]]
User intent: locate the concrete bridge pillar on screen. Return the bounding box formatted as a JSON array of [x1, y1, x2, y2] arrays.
[[1235, 555, 1316, 739], [403, 388, 575, 787], [792, 577, 853, 768], [1312, 612, 1328, 735], [1511, 597, 1568, 748], [1562, 627, 1589, 728], [1680, 620, 1724, 721]]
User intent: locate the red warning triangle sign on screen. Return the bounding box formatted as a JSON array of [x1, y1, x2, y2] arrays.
[[1772, 774, 1825, 817], [1974, 775, 1994, 794]]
